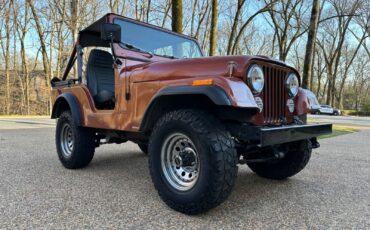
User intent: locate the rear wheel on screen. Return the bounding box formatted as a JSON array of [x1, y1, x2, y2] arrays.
[[56, 111, 95, 169], [247, 140, 312, 180], [149, 109, 238, 214]]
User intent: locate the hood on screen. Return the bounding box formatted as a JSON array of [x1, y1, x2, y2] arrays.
[[125, 55, 293, 83]]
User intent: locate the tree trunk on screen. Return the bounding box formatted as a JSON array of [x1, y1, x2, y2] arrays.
[[209, 0, 218, 56], [4, 4, 11, 115], [146, 0, 151, 23], [171, 0, 183, 33], [28, 0, 50, 86], [227, 0, 245, 55], [302, 0, 320, 89], [309, 41, 316, 91], [71, 0, 79, 78], [161, 0, 172, 28]]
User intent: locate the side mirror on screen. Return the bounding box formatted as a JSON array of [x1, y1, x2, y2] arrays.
[[101, 23, 121, 43]]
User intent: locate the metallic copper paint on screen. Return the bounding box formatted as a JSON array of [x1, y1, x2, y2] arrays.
[[51, 14, 309, 132]]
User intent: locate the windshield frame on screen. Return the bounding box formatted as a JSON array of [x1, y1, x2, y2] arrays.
[[113, 17, 204, 59]]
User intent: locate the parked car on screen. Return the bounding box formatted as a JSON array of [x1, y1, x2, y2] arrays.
[[311, 105, 341, 115], [50, 13, 332, 214]]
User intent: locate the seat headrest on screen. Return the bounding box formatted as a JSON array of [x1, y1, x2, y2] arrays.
[[88, 49, 113, 68]]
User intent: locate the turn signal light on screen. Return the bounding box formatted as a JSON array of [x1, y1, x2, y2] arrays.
[[192, 79, 214, 86]]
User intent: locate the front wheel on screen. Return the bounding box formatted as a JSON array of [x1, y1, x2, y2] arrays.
[[149, 109, 238, 214], [56, 111, 95, 169], [247, 140, 312, 180]]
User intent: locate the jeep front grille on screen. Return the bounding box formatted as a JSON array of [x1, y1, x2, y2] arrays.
[[261, 65, 289, 124]]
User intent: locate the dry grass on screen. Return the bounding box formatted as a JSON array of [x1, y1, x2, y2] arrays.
[[0, 115, 49, 119], [319, 126, 358, 139]]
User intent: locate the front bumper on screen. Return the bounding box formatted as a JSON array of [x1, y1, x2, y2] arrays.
[[229, 123, 332, 147]]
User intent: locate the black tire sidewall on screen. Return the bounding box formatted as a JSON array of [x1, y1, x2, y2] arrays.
[[56, 112, 74, 166], [55, 111, 95, 169], [247, 140, 312, 180], [149, 119, 212, 204]]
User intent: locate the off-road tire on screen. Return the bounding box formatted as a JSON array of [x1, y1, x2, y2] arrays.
[[149, 109, 238, 214], [247, 140, 312, 180], [138, 143, 148, 154], [56, 111, 95, 169]]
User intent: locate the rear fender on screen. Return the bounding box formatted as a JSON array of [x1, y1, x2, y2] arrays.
[[51, 93, 82, 126]]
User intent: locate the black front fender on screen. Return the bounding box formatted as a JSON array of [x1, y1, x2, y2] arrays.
[[154, 85, 232, 106], [51, 93, 82, 126], [139, 85, 232, 132]]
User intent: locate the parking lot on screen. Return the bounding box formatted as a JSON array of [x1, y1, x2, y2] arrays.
[[0, 116, 369, 229]]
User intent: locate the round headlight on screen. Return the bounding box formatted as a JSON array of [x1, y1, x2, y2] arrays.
[[286, 73, 299, 97], [247, 64, 264, 93]]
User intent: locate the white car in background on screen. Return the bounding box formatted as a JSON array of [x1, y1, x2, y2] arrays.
[[311, 105, 341, 116], [305, 90, 341, 116]]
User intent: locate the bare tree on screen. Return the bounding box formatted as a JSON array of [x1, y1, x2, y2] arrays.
[[264, 0, 308, 61], [28, 0, 51, 86], [316, 0, 362, 106], [0, 1, 12, 114], [108, 0, 126, 14], [15, 0, 31, 114], [229, 0, 276, 55], [172, 0, 182, 33], [0, 0, 369, 115], [209, 0, 217, 56], [302, 0, 321, 89]]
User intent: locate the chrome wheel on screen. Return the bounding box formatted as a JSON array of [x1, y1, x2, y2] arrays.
[[161, 133, 200, 191], [60, 123, 74, 158]]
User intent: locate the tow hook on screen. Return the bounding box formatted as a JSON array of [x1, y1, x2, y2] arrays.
[[310, 137, 320, 149], [273, 149, 286, 159], [238, 147, 286, 164]]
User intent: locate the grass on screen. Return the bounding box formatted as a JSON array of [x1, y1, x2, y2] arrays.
[[319, 125, 358, 139], [0, 115, 49, 119], [342, 109, 356, 115]]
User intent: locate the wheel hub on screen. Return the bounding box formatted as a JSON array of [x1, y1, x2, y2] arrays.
[[60, 123, 74, 158], [180, 147, 197, 170], [161, 133, 200, 191]]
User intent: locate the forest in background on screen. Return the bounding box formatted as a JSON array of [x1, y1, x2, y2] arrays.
[[0, 0, 369, 115]]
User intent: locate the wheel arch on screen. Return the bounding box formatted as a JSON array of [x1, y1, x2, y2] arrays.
[[51, 93, 82, 126], [139, 86, 257, 133]]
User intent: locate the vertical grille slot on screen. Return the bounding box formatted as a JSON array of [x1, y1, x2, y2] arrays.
[[262, 65, 287, 124]]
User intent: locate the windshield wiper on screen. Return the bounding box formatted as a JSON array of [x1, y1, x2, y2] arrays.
[[156, 54, 177, 59], [120, 42, 153, 58]]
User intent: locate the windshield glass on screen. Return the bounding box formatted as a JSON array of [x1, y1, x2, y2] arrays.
[[115, 19, 203, 59]]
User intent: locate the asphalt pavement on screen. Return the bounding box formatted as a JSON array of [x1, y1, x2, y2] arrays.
[[0, 116, 369, 229]]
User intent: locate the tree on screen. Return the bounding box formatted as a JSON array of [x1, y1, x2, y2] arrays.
[[15, 0, 31, 115], [316, 0, 362, 106], [209, 0, 217, 56], [228, 0, 276, 55], [302, 0, 321, 89], [0, 1, 12, 114], [0, 0, 368, 115], [264, 0, 308, 61], [171, 0, 182, 33], [28, 0, 51, 86]]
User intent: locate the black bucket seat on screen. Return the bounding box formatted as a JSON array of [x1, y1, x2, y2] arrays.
[[86, 49, 115, 107]]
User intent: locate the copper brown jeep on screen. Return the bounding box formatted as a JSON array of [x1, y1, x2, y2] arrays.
[[50, 14, 332, 214]]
